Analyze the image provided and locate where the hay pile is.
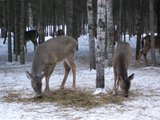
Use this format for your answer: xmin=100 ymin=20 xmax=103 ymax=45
xmin=3 ymin=89 xmax=128 ymax=109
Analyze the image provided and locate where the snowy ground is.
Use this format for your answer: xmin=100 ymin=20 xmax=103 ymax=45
xmin=0 ymin=35 xmax=160 ymax=120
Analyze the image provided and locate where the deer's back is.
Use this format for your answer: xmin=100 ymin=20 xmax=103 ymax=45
xmin=31 ymin=35 xmax=77 ymax=75
xmin=113 ymin=42 xmax=131 ymax=70
xmin=34 ymin=35 xmax=76 ymax=61
xmin=25 ymin=30 xmax=38 ymax=41
xmin=143 ymin=35 xmax=160 ymax=49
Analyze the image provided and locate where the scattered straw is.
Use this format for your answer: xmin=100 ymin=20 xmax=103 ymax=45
xmin=2 ymin=89 xmax=132 ymax=109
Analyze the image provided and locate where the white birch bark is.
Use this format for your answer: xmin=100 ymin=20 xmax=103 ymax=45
xmin=96 ymin=0 xmax=106 ymax=89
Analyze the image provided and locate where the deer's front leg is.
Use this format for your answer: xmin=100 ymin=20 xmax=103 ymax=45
xmin=137 ymin=49 xmax=143 ymax=63
xmin=44 ymin=66 xmax=55 ymax=95
xmin=71 ymin=63 xmax=76 ymax=89
xmin=112 ymin=72 xmax=117 ymax=95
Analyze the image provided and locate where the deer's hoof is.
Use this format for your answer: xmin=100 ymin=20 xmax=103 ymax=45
xmin=44 ymin=89 xmax=50 ymax=96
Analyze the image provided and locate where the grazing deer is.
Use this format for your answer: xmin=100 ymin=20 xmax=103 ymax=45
xmin=3 ymin=29 xmax=39 ymax=52
xmin=24 ymin=30 xmax=39 ymax=52
xmin=26 ymin=35 xmax=77 ymax=97
xmin=138 ymin=35 xmax=160 ymax=65
xmin=112 ymin=42 xmax=134 ymax=97
xmin=55 ymin=29 xmax=64 ymax=37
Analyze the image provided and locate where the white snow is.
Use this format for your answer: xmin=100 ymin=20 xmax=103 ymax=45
xmin=94 ymin=88 xmax=107 ymax=95
xmin=0 ymin=34 xmax=160 ymax=120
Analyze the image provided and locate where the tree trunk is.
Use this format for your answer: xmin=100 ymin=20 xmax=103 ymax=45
xmin=106 ymin=0 xmax=114 ymax=67
xmin=72 ymin=0 xmax=78 ymax=50
xmin=96 ymin=0 xmax=106 ymax=89
xmin=20 ymin=0 xmax=25 ymax=64
xmin=66 ymin=0 xmax=79 ymax=50
xmin=7 ymin=0 xmax=12 ymax=62
xmin=87 ymin=0 xmax=96 ymax=70
xmin=122 ymin=0 xmax=126 ymax=41
xmin=38 ymin=0 xmax=45 ymax=44
xmin=150 ymin=0 xmax=156 ymax=65
xmin=28 ymin=2 xmax=34 ymax=29
xmin=93 ymin=0 xmax=97 ymax=38
xmin=135 ymin=0 xmax=142 ymax=60
xmin=118 ymin=0 xmax=122 ymax=42
xmin=8 ymin=30 xmax=12 ymax=62
xmin=14 ymin=0 xmax=19 ymax=61
xmin=66 ymin=0 xmax=73 ymax=36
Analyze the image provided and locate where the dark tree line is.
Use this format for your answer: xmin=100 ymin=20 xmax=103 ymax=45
xmin=0 ymin=0 xmax=87 ymax=64
xmin=0 ymin=0 xmax=160 ymax=65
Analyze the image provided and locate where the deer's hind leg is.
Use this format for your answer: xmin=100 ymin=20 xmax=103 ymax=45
xmin=143 ymin=49 xmax=148 ymax=66
xmin=60 ymin=61 xmax=71 ymax=89
xmin=138 ymin=49 xmax=143 ymax=63
xmin=71 ymin=62 xmax=76 ymax=89
xmin=61 ymin=57 xmax=76 ymax=90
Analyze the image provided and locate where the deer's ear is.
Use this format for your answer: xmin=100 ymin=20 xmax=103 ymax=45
xmin=26 ymin=71 xmax=32 ymax=80
xmin=128 ymin=73 xmax=134 ymax=81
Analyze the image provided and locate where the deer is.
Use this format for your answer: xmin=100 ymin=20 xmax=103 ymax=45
xmin=112 ymin=42 xmax=134 ymax=97
xmin=138 ymin=35 xmax=160 ymax=65
xmin=55 ymin=29 xmax=64 ymax=37
xmin=3 ymin=29 xmax=39 ymax=52
xmin=24 ymin=30 xmax=39 ymax=52
xmin=26 ymin=35 xmax=77 ymax=98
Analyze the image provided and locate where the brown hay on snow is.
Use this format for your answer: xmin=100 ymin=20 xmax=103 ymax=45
xmin=2 ymin=89 xmax=131 ymax=109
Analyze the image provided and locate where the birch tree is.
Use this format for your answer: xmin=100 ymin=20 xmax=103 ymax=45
xmin=95 ymin=0 xmax=106 ymax=92
xmin=87 ymin=0 xmax=96 ymax=70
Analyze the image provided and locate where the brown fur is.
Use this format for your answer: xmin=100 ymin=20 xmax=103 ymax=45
xmin=112 ymin=42 xmax=134 ymax=97
xmin=138 ymin=35 xmax=160 ymax=65
xmin=3 ymin=29 xmax=39 ymax=52
xmin=24 ymin=30 xmax=39 ymax=51
xmin=55 ymin=29 xmax=64 ymax=37
xmin=26 ymin=35 xmax=77 ymax=97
